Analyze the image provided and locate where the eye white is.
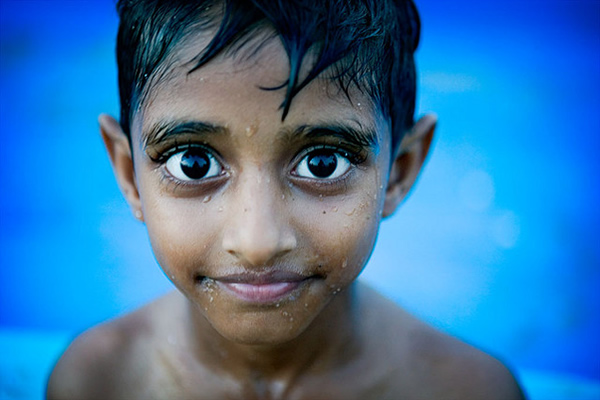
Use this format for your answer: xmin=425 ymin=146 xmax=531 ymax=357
xmin=165 ymin=149 xmax=222 ymax=181
xmin=295 ymin=151 xmax=351 ymax=179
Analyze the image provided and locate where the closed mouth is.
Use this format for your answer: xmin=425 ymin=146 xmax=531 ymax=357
xmin=199 ymin=270 xmax=317 ymax=304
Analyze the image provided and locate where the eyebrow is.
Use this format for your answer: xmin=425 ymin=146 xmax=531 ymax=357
xmin=143 ymin=120 xmax=226 ymax=148
xmin=292 ymin=123 xmax=379 ymax=151
xmin=143 ymin=118 xmax=379 ymax=151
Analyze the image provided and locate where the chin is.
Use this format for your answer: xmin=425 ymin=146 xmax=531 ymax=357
xmin=205 ymin=306 xmax=318 ymax=346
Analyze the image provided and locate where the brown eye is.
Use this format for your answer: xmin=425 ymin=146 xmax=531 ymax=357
xmin=165 ymin=147 xmax=222 ymax=181
xmin=295 ymin=149 xmax=351 ymax=179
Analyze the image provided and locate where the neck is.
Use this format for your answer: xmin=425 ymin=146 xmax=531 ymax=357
xmin=185 ymin=283 xmax=361 ymax=385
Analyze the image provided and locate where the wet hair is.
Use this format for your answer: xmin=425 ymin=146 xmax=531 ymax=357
xmin=116 ymin=0 xmax=420 ymax=151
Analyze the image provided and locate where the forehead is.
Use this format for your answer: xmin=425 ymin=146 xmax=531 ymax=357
xmin=131 ymin=29 xmax=388 ymax=144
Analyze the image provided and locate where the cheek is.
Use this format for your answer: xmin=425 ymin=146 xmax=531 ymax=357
xmin=142 ymin=193 xmax=223 ymax=283
xmin=295 ymin=191 xmax=382 ymax=284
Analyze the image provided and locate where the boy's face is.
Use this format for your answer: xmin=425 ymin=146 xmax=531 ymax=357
xmin=104 ymin=31 xmax=430 ymax=345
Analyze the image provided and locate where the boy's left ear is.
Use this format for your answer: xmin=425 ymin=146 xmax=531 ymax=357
xmin=382 ymin=114 xmax=436 ymax=217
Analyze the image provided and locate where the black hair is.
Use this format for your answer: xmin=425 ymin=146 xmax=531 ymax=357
xmin=116 ymin=0 xmax=420 ymax=151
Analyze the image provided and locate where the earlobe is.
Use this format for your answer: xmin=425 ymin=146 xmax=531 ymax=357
xmin=382 ymin=114 xmax=436 ymax=218
xmin=99 ymin=114 xmax=143 ymax=221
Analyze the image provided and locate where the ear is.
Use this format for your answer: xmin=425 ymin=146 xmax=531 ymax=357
xmin=382 ymin=114 xmax=436 ymax=217
xmin=99 ymin=114 xmax=144 ymax=221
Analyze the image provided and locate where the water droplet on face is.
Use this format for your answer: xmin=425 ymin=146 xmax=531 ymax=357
xmin=332 ymin=206 xmax=338 ymax=212
xmin=203 ymin=195 xmax=211 ymax=203
xmin=276 ymin=303 xmax=280 ymax=308
xmin=289 ymin=317 xmax=294 ymax=322
xmin=304 ymin=303 xmax=309 ymax=308
xmin=209 ymin=296 xmax=214 ymax=303
xmin=319 ymin=194 xmax=323 ymax=201
xmin=282 ymin=311 xmax=289 ymax=317
xmin=218 ymin=206 xmax=223 ymax=212
xmin=281 ymin=194 xmax=286 ymax=200
xmin=345 ymin=209 xmax=356 ymax=216
xmin=342 ymin=259 xmax=347 ymax=268
xmin=245 ymin=121 xmax=259 ymax=137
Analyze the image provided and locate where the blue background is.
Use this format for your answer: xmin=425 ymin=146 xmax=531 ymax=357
xmin=1 ymin=0 xmax=599 ymax=397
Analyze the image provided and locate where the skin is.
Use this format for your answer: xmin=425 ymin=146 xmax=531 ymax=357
xmin=47 ymin=31 xmax=525 ymax=400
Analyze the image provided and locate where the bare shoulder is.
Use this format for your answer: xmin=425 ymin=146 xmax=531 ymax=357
xmin=46 ymin=291 xmax=181 ymax=400
xmin=406 ymin=325 xmax=525 ymax=399
xmin=356 ymin=283 xmax=525 ymax=400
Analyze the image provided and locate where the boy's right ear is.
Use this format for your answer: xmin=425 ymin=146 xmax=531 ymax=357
xmin=99 ymin=114 xmax=143 ymax=221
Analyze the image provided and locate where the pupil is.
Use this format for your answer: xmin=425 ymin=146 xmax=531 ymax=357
xmin=308 ymin=151 xmax=337 ymax=178
xmin=181 ymin=149 xmax=209 ymax=179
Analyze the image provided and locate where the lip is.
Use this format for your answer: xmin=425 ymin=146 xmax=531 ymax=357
xmin=208 ymin=271 xmax=312 ymax=304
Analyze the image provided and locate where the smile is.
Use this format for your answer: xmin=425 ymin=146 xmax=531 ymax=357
xmin=206 ymin=271 xmax=314 ymax=304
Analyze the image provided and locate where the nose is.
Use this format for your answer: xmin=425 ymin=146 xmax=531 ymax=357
xmin=221 ymin=171 xmax=297 ymax=267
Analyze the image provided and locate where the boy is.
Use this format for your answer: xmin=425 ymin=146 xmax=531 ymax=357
xmin=48 ymin=0 xmax=525 ymax=398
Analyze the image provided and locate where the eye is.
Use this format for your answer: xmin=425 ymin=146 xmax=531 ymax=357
xmin=165 ymin=147 xmax=222 ymax=181
xmin=294 ymin=149 xmax=352 ymax=179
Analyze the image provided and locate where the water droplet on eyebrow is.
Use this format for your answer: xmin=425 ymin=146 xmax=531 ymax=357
xmin=203 ymin=195 xmax=211 ymax=203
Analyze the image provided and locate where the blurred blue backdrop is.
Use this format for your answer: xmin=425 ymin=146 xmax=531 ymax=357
xmin=1 ymin=0 xmax=599 ymax=398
